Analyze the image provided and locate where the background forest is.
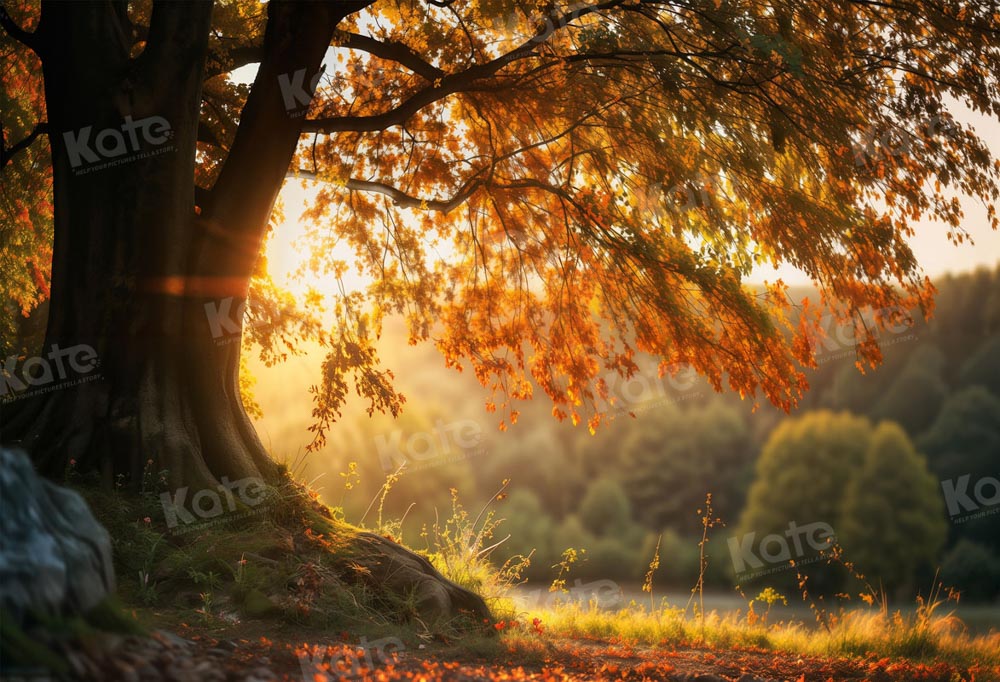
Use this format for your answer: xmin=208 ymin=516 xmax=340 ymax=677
xmin=227 ymin=265 xmax=1000 ymax=604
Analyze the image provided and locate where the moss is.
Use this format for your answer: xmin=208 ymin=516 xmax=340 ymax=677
xmin=70 ymin=476 xmax=461 ymax=636
xmin=82 ymin=596 xmax=146 ymax=636
xmin=240 ymin=589 xmax=281 ymax=618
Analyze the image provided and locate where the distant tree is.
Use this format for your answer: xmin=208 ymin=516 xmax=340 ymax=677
xmin=740 ymin=411 xmax=870 ymax=536
xmin=826 ymin=362 xmax=883 ymax=414
xmin=940 ymin=540 xmax=1000 ymax=602
xmin=498 ymin=489 xmax=555 ymax=576
xmin=872 ymin=365 xmax=948 ymax=436
xmin=903 ymin=344 xmax=947 ymax=379
xmin=958 ymin=335 xmax=1000 ymax=396
xmin=483 ymin=427 xmax=582 ymax=518
xmin=839 ymin=422 xmax=947 ymax=597
xmin=553 ymin=515 xmax=594 ymax=566
xmin=918 ymin=387 xmax=1000 ymax=480
xmin=984 ymin=279 xmax=1000 ymax=336
xmin=917 ymin=386 xmax=1000 ymax=551
xmin=738 ymin=411 xmax=870 ymax=592
xmin=637 ymin=529 xmax=701 ymax=588
xmin=620 ymin=402 xmax=750 ymax=534
xmin=925 ymin=270 xmax=1000 ymax=377
xmin=579 ymin=478 xmax=632 ymax=537
xmin=959 ymin=268 xmax=997 ymax=337
xmin=341 ymin=407 xmax=479 ymax=524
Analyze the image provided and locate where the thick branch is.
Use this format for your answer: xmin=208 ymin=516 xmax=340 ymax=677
xmin=197 ymin=121 xmax=225 ymax=149
xmin=139 ymin=0 xmax=215 ymax=86
xmin=303 ymin=0 xmax=626 ymax=133
xmin=290 ymin=169 xmax=481 ymax=214
xmin=206 ymin=44 xmax=264 ymax=79
xmin=195 ymin=185 xmax=212 ymax=208
xmin=0 ymin=3 xmax=43 ymax=54
xmin=335 ymin=31 xmax=443 ymax=81
xmin=203 ymin=1 xmax=375 ymax=278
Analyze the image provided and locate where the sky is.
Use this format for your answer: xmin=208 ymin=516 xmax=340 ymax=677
xmin=753 ymin=102 xmax=1000 ymax=285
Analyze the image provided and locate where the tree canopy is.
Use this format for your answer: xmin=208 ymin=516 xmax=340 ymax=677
xmin=3 ymin=0 xmax=999 ymax=440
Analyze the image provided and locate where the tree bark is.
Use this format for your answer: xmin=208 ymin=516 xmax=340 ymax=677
xmin=1 ymin=0 xmax=356 ymax=493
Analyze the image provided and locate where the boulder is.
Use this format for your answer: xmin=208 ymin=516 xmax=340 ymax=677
xmin=0 ymin=447 xmax=116 ymax=624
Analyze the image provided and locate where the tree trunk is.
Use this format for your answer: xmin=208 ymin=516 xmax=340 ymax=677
xmin=1 ymin=0 xmax=353 ymax=492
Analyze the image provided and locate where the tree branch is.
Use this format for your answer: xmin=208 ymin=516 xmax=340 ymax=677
xmin=1 ymin=122 xmax=48 ymax=168
xmin=202 ymin=1 xmax=374 ymax=278
xmin=138 ymin=0 xmax=215 ymax=85
xmin=335 ymin=31 xmax=443 ymax=82
xmin=195 ymin=184 xmax=213 ymax=209
xmin=0 ymin=3 xmax=43 ymax=54
xmin=206 ymin=44 xmax=264 ymax=79
xmin=197 ymin=121 xmax=226 ymax=149
xmin=303 ymin=0 xmax=626 ymax=133
xmin=346 ymin=177 xmax=481 ymax=213
xmin=291 ymin=168 xmax=482 ymax=214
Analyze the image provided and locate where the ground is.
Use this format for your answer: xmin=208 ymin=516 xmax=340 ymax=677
xmin=8 ymin=477 xmax=994 ymax=682
xmin=49 ymin=611 xmax=998 ymax=682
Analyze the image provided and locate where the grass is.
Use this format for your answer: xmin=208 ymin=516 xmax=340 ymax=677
xmin=52 ymin=459 xmax=1000 ymax=676
xmin=524 ymin=506 xmax=996 ymax=671
xmin=524 ymin=599 xmax=1000 ymax=668
xmin=361 ymin=472 xmax=998 ymax=671
xmin=416 ymin=485 xmax=998 ymax=670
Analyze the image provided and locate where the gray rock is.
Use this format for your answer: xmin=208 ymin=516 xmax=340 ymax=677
xmin=0 ymin=447 xmax=115 ymax=624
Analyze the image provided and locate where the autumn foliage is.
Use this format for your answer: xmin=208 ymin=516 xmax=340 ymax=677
xmin=3 ymin=0 xmax=999 ymax=436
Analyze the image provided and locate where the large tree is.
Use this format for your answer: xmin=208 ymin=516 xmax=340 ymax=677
xmin=2 ymin=0 xmax=998 ymax=492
